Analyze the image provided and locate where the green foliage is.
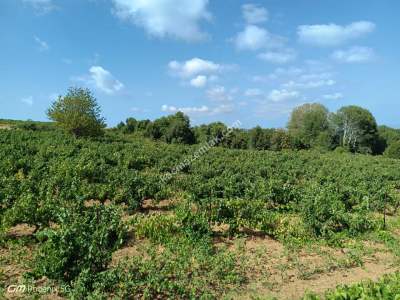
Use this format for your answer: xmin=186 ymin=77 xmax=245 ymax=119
xmin=33 ymin=205 xmax=126 ymax=283
xmin=331 ymin=105 xmax=379 ymax=154
xmin=384 ymin=140 xmax=400 ymax=159
xmin=301 ymin=183 xmax=376 ymax=238
xmin=379 ymin=125 xmax=400 ymax=146
xmin=175 ymin=201 xmax=212 ymax=240
xmin=71 ymin=237 xmax=243 ymax=299
xmin=131 ymin=213 xmax=178 ymax=243
xmin=47 ymin=87 xmax=106 ymax=137
xmin=115 ymin=103 xmax=393 ymax=155
xmin=1 ymin=126 xmax=400 ymax=298
xmin=249 ymin=126 xmax=274 ymax=150
xmin=303 ymin=272 xmax=400 ymax=299
xmin=194 ymin=122 xmax=227 ymax=144
xmin=141 ymin=112 xmax=195 ymax=144
xmin=288 ymin=103 xmax=331 ymax=148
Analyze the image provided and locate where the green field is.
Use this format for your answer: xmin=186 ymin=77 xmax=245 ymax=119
xmin=1 ymin=124 xmax=400 ymax=299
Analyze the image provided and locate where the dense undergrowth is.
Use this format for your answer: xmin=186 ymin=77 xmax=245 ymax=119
xmin=1 ymin=128 xmax=400 ymax=298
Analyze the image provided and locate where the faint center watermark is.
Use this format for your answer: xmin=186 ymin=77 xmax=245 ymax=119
xmin=161 ymin=120 xmax=242 ymax=183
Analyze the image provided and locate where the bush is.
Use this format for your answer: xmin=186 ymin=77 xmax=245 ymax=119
xmin=71 ymin=237 xmax=243 ymax=299
xmin=33 ymin=205 xmax=126 ymax=283
xmin=384 ymin=140 xmax=400 ymax=159
xmin=301 ymin=184 xmax=375 ymax=239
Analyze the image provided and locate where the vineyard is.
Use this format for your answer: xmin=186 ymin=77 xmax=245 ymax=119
xmin=1 ymin=127 xmax=400 ymax=299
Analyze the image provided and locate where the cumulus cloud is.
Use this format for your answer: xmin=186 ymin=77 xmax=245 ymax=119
xmin=21 ymin=96 xmax=34 ymax=106
xmin=268 ymin=89 xmax=299 ymax=102
xmin=190 ymin=75 xmax=207 ymax=88
xmin=22 ymin=0 xmax=57 ymax=14
xmin=88 ymin=66 xmax=124 ymax=94
xmin=242 ymin=3 xmax=268 ymax=24
xmin=332 ymin=46 xmax=375 ymax=63
xmin=112 ymin=0 xmax=211 ymax=41
xmin=168 ymin=58 xmax=227 ymax=89
xmin=298 ymin=21 xmax=375 ymax=47
xmin=34 ymin=35 xmax=49 ymax=52
xmin=234 ymin=25 xmax=285 ymax=51
xmin=258 ymin=49 xmax=297 ymax=64
xmin=168 ymin=58 xmax=221 ymax=78
xmin=323 ymin=93 xmax=343 ymax=100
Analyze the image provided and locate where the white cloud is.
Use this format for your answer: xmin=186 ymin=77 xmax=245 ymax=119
xmin=323 ymin=93 xmax=343 ymax=100
xmin=244 ymin=88 xmax=263 ymax=97
xmin=283 ymin=79 xmax=336 ymax=89
xmin=22 ymin=0 xmax=56 ymax=14
xmin=206 ymin=85 xmax=235 ymax=102
xmin=34 ymin=35 xmax=49 ymax=52
xmin=112 ymin=0 xmax=211 ymax=41
xmin=234 ymin=25 xmax=284 ymax=51
xmin=242 ymin=4 xmax=268 ymax=24
xmin=168 ymin=58 xmax=221 ymax=78
xmin=268 ymin=89 xmax=299 ymax=102
xmin=298 ymin=21 xmax=375 ymax=47
xmin=190 ymin=75 xmax=207 ymax=88
xmin=21 ymin=96 xmax=34 ymax=106
xmin=89 ymin=66 xmax=124 ymax=94
xmin=258 ymin=49 xmax=297 ymax=64
xmin=332 ymin=46 xmax=375 ymax=63
xmin=161 ymin=104 xmax=233 ymax=115
xmin=253 ymin=67 xmax=304 ymax=82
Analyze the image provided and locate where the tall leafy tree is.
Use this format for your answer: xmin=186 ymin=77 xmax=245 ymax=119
xmin=47 ymin=87 xmax=106 ymax=137
xmin=288 ymin=103 xmax=331 ymax=148
xmin=145 ymin=112 xmax=195 ymax=144
xmin=165 ymin=112 xmax=195 ymax=144
xmin=249 ymin=126 xmax=273 ymax=150
xmin=331 ymin=105 xmax=379 ymax=153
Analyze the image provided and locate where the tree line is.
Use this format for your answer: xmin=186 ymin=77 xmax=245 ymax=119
xmin=117 ymin=103 xmax=400 ymax=157
xmin=46 ymin=87 xmax=400 ymax=158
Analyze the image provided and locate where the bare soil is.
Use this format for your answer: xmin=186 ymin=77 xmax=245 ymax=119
xmin=2 ymin=208 xmax=400 ymax=300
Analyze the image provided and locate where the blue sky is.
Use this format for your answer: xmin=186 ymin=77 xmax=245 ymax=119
xmin=1 ymin=0 xmax=399 ymax=128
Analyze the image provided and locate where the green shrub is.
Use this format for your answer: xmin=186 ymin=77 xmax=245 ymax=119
xmin=301 ymin=184 xmax=375 ymax=239
xmin=175 ymin=201 xmax=212 ymax=240
xmin=71 ymin=237 xmax=244 ymax=299
xmin=131 ymin=213 xmax=178 ymax=243
xmin=384 ymin=140 xmax=400 ymax=159
xmin=33 ymin=205 xmax=126 ymax=283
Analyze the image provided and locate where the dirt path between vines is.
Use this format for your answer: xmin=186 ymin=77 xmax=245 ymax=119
xmin=225 ymin=236 xmax=398 ymax=300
